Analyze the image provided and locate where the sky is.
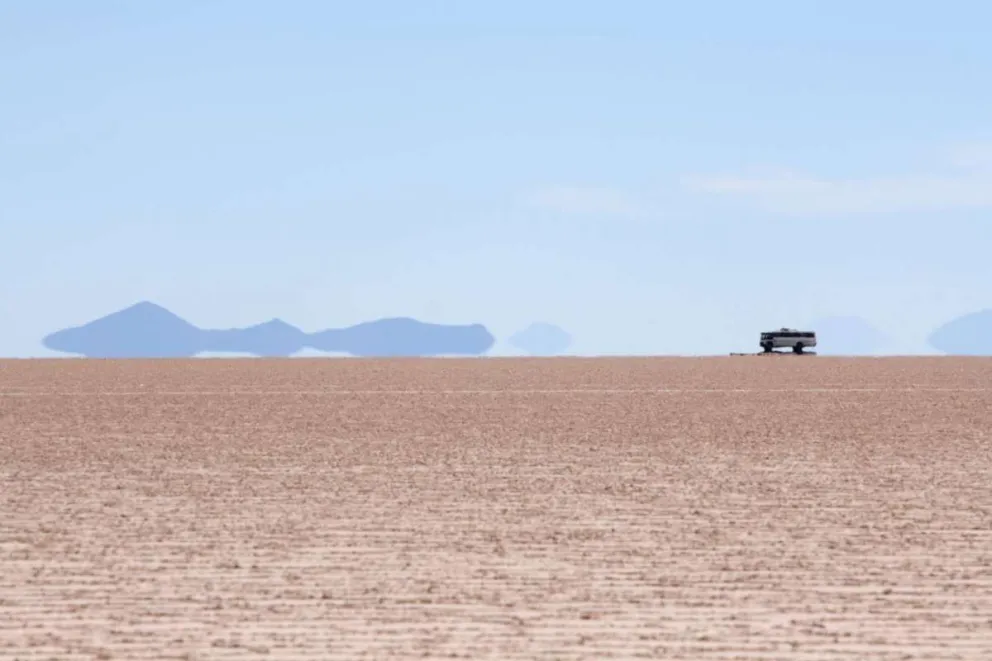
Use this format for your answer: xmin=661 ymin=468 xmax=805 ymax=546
xmin=3 ymin=0 xmax=992 ymax=356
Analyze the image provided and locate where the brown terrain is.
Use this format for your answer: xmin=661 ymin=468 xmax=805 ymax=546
xmin=1 ymin=357 xmax=991 ymax=660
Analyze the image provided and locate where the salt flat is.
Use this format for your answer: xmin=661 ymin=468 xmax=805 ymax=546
xmin=1 ymin=357 xmax=991 ymax=660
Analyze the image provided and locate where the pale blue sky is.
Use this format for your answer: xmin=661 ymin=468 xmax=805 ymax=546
xmin=4 ymin=0 xmax=992 ymax=356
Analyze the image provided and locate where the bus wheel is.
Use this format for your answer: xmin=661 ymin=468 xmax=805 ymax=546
xmin=793 ymin=343 xmax=804 ymax=354
xmin=761 ymin=342 xmax=772 ymax=353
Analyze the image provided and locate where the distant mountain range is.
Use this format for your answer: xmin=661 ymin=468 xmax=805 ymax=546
xmin=508 ymin=322 xmax=573 ymax=356
xmin=928 ymin=309 xmax=992 ymax=355
xmin=807 ymin=312 xmax=992 ymax=356
xmin=42 ymin=302 xmax=496 ymax=358
xmin=36 ymin=302 xmax=992 ymax=358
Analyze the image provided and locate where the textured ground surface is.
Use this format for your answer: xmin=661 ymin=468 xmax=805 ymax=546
xmin=1 ymin=357 xmax=991 ymax=660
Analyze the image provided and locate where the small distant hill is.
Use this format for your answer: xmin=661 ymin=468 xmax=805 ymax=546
xmin=311 ymin=317 xmax=493 ymax=357
xmin=199 ymin=318 xmax=309 ymax=357
xmin=807 ymin=316 xmax=890 ymax=355
xmin=928 ymin=309 xmax=992 ymax=355
xmin=508 ymin=322 xmax=573 ymax=356
xmin=42 ymin=301 xmax=496 ymax=358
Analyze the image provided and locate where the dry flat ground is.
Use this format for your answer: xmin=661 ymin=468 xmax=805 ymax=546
xmin=1 ymin=357 xmax=991 ymax=661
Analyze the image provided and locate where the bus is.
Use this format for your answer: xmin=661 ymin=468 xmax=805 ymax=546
xmin=760 ymin=328 xmax=816 ymax=354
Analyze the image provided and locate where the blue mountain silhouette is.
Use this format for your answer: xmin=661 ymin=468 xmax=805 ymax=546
xmin=42 ymin=301 xmax=496 ymax=358
xmin=928 ymin=309 xmax=992 ymax=355
xmin=310 ymin=317 xmax=492 ymax=357
xmin=508 ymin=322 xmax=573 ymax=356
xmin=202 ymin=319 xmax=309 ymax=357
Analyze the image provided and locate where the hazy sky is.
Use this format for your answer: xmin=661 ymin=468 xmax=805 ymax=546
xmin=4 ymin=1 xmax=992 ymax=356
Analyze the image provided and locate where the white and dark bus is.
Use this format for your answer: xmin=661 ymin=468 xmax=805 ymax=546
xmin=760 ymin=328 xmax=816 ymax=354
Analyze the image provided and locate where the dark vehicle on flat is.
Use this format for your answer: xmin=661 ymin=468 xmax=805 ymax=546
xmin=760 ymin=328 xmax=816 ymax=354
